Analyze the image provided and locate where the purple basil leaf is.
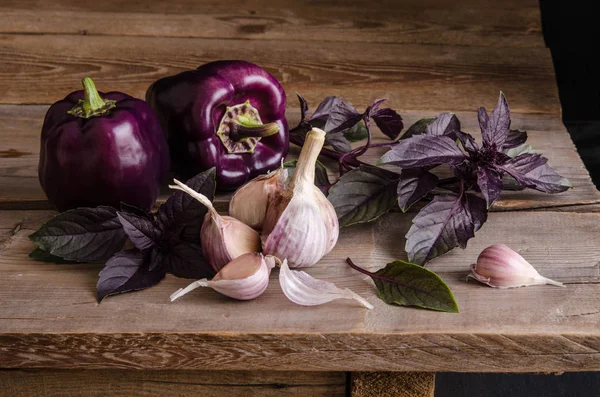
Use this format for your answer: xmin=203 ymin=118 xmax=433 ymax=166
xmin=452 ymin=130 xmax=479 ymax=152
xmin=379 ymin=135 xmax=467 ymax=168
xmin=503 ymin=129 xmax=528 ymax=150
xmin=367 ymin=98 xmax=387 ymax=116
xmin=476 ymin=167 xmax=503 ymax=208
xmin=309 ymin=96 xmax=343 ymax=122
xmin=97 ymin=249 xmax=165 ymax=302
xmin=406 ymin=193 xmax=487 ymax=265
xmin=152 ymin=241 xmax=213 ymax=279
xmin=481 ymin=92 xmax=511 ymax=149
xmin=29 ymin=247 xmax=79 ymax=264
xmin=297 ymin=93 xmax=309 ymax=122
xmin=29 ymin=206 xmax=126 ymax=262
xmin=120 ymin=202 xmax=153 ymax=221
xmin=325 ymin=131 xmax=352 ymax=153
xmin=328 ymin=165 xmax=399 ymax=227
xmin=498 ymin=154 xmax=571 ymax=193
xmin=324 ymin=100 xmax=362 ymax=134
xmin=372 ymin=108 xmax=404 ymax=140
xmin=397 ymin=168 xmax=439 ymax=212
xmin=401 ymin=117 xmax=436 ymax=140
xmin=477 ymin=107 xmax=489 ymax=135
xmin=157 ymin=168 xmax=216 ymax=243
xmin=426 ymin=112 xmax=460 ymax=136
xmin=117 ymin=212 xmax=161 ymax=250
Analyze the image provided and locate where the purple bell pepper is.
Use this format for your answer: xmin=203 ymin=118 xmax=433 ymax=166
xmin=146 ymin=60 xmax=288 ymax=190
xmin=39 ymin=77 xmax=170 ymax=212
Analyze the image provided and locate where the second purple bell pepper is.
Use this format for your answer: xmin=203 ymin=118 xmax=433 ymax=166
xmin=146 ymin=60 xmax=288 ymax=190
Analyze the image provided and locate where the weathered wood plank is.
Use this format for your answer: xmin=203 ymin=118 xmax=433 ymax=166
xmin=0 ymin=369 xmax=346 ymax=397
xmin=351 ymin=372 xmax=435 ymax=397
xmin=1 ymin=210 xmax=599 ymax=372
xmin=0 ymin=0 xmax=544 ymax=47
xmin=2 ymin=106 xmax=597 ymax=211
xmin=0 ymin=35 xmax=559 ymax=112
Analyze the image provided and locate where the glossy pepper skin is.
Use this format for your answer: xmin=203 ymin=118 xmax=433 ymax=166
xmin=146 ymin=60 xmax=288 ymax=190
xmin=39 ymin=77 xmax=170 ymax=212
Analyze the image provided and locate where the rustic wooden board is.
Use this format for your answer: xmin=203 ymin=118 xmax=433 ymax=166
xmin=2 ymin=106 xmax=598 ymax=212
xmin=1 ymin=210 xmax=599 ymax=372
xmin=0 ymin=35 xmax=559 ymax=112
xmin=0 ymin=0 xmax=544 ymax=47
xmin=0 ymin=369 xmax=346 ymax=397
xmin=352 ymin=372 xmax=435 ymax=397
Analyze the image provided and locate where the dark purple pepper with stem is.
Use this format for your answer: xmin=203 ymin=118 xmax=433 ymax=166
xmin=146 ymin=60 xmax=288 ymax=191
xmin=39 ymin=77 xmax=170 ymax=212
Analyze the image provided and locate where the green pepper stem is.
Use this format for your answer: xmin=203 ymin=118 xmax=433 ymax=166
xmin=81 ymin=77 xmax=106 ymax=115
xmin=229 ymin=120 xmax=280 ymax=141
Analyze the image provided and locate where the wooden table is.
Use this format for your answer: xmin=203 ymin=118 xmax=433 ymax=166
xmin=1 ymin=1 xmax=600 ymax=396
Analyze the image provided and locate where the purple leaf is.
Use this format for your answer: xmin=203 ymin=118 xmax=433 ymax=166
xmin=327 ymin=166 xmax=399 ymax=227
xmin=426 ymin=112 xmax=460 ymax=136
xmin=120 ymin=202 xmax=153 ymax=220
xmin=152 ymin=241 xmax=213 ymax=279
xmin=477 ymin=107 xmax=489 ymax=136
xmin=29 ymin=206 xmax=127 ymax=262
xmin=372 ymin=108 xmax=404 ymax=140
xmin=379 ymin=135 xmax=467 ymax=168
xmin=476 ymin=167 xmax=503 ymax=208
xmin=296 ymin=93 xmax=308 ymax=122
xmin=453 ymin=130 xmax=479 ymax=152
xmin=482 ymin=92 xmax=511 ymax=149
xmin=324 ymin=100 xmax=362 ymax=134
xmin=325 ymin=131 xmax=352 ymax=153
xmin=498 ymin=154 xmax=571 ymax=193
xmin=309 ymin=96 xmax=343 ymax=121
xmin=406 ymin=193 xmax=487 ymax=265
xmin=117 ymin=212 xmax=160 ymax=250
xmin=397 ymin=168 xmax=439 ymax=212
xmin=503 ymin=129 xmax=528 ymax=150
xmin=367 ymin=98 xmax=387 ymax=116
xmin=157 ymin=168 xmax=216 ymax=243
xmin=97 ymin=250 xmax=165 ymax=302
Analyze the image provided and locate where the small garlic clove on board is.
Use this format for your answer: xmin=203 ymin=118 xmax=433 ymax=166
xmin=279 ymin=260 xmax=373 ymax=309
xmin=170 ymin=252 xmax=278 ymax=301
xmin=169 ymin=179 xmax=261 ymax=273
xmin=262 ymin=128 xmax=340 ymax=267
xmin=467 ymin=244 xmax=565 ymax=289
xmin=229 ymin=167 xmax=287 ymax=230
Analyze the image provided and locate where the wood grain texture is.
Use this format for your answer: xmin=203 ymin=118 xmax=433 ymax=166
xmin=0 ymin=0 xmax=544 ymax=47
xmin=0 ymin=369 xmax=346 ymax=397
xmin=351 ymin=372 xmax=435 ymax=397
xmin=2 ymin=106 xmax=597 ymax=212
xmin=0 ymin=35 xmax=559 ymax=112
xmin=1 ymin=210 xmax=600 ymax=372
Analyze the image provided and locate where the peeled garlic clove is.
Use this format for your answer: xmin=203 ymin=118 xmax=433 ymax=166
xmin=279 ymin=260 xmax=373 ymax=309
xmin=467 ymin=244 xmax=565 ymax=289
xmin=170 ymin=252 xmax=278 ymax=301
xmin=170 ymin=179 xmax=260 ymax=272
xmin=262 ymin=128 xmax=340 ymax=268
xmin=229 ymin=168 xmax=287 ymax=230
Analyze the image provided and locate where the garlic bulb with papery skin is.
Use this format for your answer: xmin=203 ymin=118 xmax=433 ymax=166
xmin=229 ymin=167 xmax=287 ymax=230
xmin=467 ymin=244 xmax=565 ymax=289
xmin=262 ymin=128 xmax=339 ymax=268
xmin=279 ymin=260 xmax=373 ymax=309
xmin=169 ymin=179 xmax=260 ymax=273
xmin=170 ymin=253 xmax=278 ymax=301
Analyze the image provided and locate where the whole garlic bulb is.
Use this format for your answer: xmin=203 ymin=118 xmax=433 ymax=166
xmin=169 ymin=179 xmax=261 ymax=272
xmin=170 ymin=252 xmax=278 ymax=301
xmin=261 ymin=128 xmax=339 ymax=267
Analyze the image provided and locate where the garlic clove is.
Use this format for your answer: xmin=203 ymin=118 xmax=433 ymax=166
xmin=262 ymin=128 xmax=340 ymax=268
xmin=229 ymin=168 xmax=287 ymax=230
xmin=467 ymin=244 xmax=565 ymax=289
xmin=279 ymin=260 xmax=373 ymax=309
xmin=170 ymin=179 xmax=260 ymax=272
xmin=170 ymin=252 xmax=278 ymax=301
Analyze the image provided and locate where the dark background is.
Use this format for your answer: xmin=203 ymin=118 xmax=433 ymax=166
xmin=435 ymin=1 xmax=600 ymax=395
